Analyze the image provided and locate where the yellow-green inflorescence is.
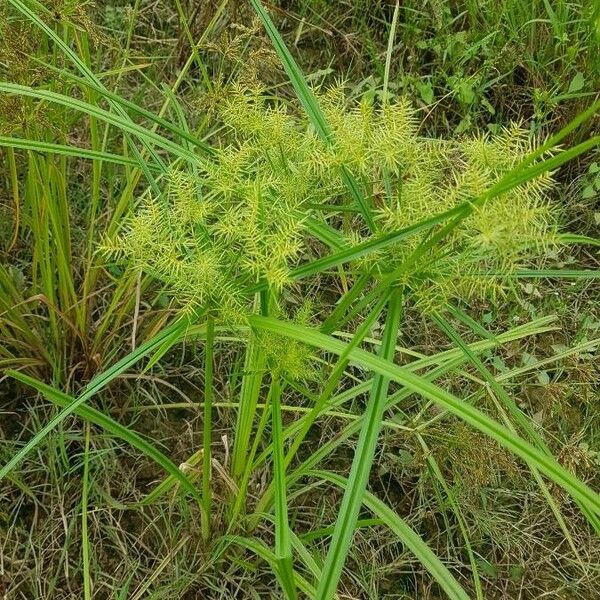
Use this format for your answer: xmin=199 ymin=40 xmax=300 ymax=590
xmin=105 ymin=84 xmax=560 ymax=319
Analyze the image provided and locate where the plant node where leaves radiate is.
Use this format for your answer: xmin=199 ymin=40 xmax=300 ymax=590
xmin=104 ymin=83 xmax=561 ymax=319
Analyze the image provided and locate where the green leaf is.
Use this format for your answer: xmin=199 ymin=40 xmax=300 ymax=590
xmin=248 ymin=316 xmax=600 ymax=516
xmin=5 ymin=371 xmax=202 ymax=507
xmin=309 ymin=470 xmax=470 ymax=600
xmin=417 ymin=80 xmax=435 ymax=104
xmin=568 ymin=72 xmax=585 ymax=93
xmin=316 ymin=288 xmax=403 ymax=600
xmin=477 ymin=558 xmax=499 ymax=579
xmin=509 ymin=565 xmax=525 ymax=581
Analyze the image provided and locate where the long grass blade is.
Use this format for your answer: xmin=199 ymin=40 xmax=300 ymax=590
xmin=223 ymin=536 xmax=315 ymax=598
xmin=270 ymin=376 xmax=297 ymax=600
xmin=2 ymin=318 xmax=189 ymax=479
xmin=0 ymin=136 xmax=156 ymax=168
xmin=82 ymin=422 xmax=92 ymax=600
xmin=7 ymin=0 xmax=165 ymax=185
xmin=0 ymin=82 xmax=198 ymax=166
xmin=201 ymin=315 xmax=215 ymax=540
xmin=309 ymin=470 xmax=470 ymax=600
xmin=415 ymin=436 xmax=483 ymax=600
xmin=432 ymin=311 xmax=594 ymax=544
xmin=316 ymin=287 xmax=403 ymax=599
xmin=248 ymin=316 xmax=600 ymax=515
xmin=5 ymin=371 xmax=202 ymax=506
xmin=9 ymin=58 xmax=214 ymax=152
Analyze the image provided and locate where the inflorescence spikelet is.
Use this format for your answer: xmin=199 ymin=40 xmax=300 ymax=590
xmin=105 ymin=84 xmax=561 ymax=319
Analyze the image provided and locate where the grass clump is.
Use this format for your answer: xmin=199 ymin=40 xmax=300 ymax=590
xmin=1 ymin=1 xmax=599 ymax=599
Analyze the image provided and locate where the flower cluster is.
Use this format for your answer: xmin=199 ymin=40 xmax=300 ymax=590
xmin=106 ymin=83 xmax=560 ymax=318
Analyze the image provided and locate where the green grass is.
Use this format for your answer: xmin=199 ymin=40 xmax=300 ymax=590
xmin=271 ymin=0 xmax=600 ymax=135
xmin=1 ymin=1 xmax=599 ymax=598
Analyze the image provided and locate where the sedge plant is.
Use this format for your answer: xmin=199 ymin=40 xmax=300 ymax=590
xmin=1 ymin=1 xmax=599 ymax=598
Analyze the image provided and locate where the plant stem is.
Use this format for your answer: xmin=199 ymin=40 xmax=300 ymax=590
xmin=271 ymin=374 xmax=297 ymax=599
xmin=6 ymin=147 xmax=20 ymax=252
xmin=202 ymin=313 xmax=215 ymax=541
xmin=82 ymin=422 xmax=92 ymax=600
